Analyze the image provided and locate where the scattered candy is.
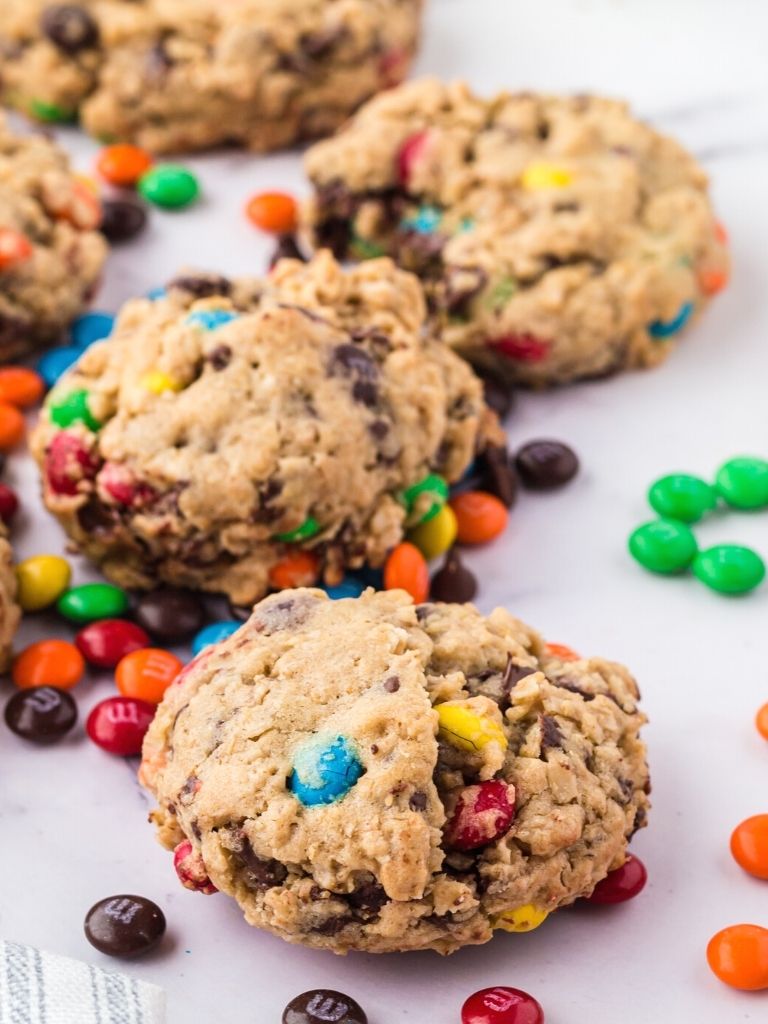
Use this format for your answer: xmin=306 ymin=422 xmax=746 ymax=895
xmin=246 ymin=192 xmax=298 ymax=234
xmin=715 ymin=456 xmax=768 ymax=510
xmin=290 ymin=735 xmax=364 ymax=806
xmin=138 ymin=165 xmax=199 ymax=209
xmin=96 ymin=144 xmax=153 ymax=187
xmin=0 ymin=227 xmax=33 ymax=270
xmin=401 ymin=473 xmax=449 ymax=524
xmin=0 ymin=483 xmax=19 ymax=525
xmin=586 ymin=854 xmax=647 ymax=904
xmin=383 ymin=541 xmax=429 ymax=603
xmin=0 ymin=367 xmax=45 ymax=408
xmin=490 ymin=333 xmax=550 ymax=363
xmin=4 ymin=686 xmax=77 ymax=743
xmin=50 ymin=388 xmax=100 ymax=431
xmin=461 ymin=987 xmax=544 ymax=1024
xmin=648 ymin=473 xmax=718 ymax=523
xmin=628 ymin=519 xmax=698 ymax=574
xmin=408 ymin=504 xmax=457 ymax=560
xmin=648 ymin=300 xmax=694 ymax=339
xmin=515 ymin=440 xmax=579 ymax=490
xmin=493 ymin=904 xmax=549 ymax=933
xmin=756 ymin=703 xmax=768 ymax=741
xmin=0 ymin=402 xmax=25 ymax=450
xmin=275 ymin=516 xmax=322 ymax=543
xmin=436 ymin=703 xmax=508 ymax=753
xmin=444 ymin=781 xmax=516 ymax=850
xmin=450 ymin=491 xmax=509 ymax=545
xmin=730 ymin=815 xmax=768 ymax=880
xmin=191 ymin=621 xmax=240 ymax=656
xmin=84 ymin=895 xmax=166 ymax=958
xmin=521 ymin=161 xmax=573 ymax=190
xmin=693 ymin=544 xmax=765 ymax=595
xmin=76 ymin=619 xmax=150 ymax=669
xmin=57 ymin=582 xmax=129 ymax=623
xmin=135 ymin=587 xmax=204 ymax=642
xmin=12 ymin=639 xmax=85 ymax=690
xmin=706 ymin=924 xmax=768 ymax=991
xmin=430 ymin=548 xmax=478 ymax=602
xmin=173 ymin=840 xmax=217 ymax=894
xmin=323 ymin=577 xmax=366 ymax=600
xmin=86 ymin=696 xmax=155 ymax=756
xmin=269 ymin=551 xmax=320 ymax=590
xmin=37 ymin=345 xmax=82 ymax=388
xmin=283 ymin=990 xmax=368 ymax=1024
xmin=16 ymin=554 xmax=71 ymax=611
xmin=115 ymin=648 xmax=184 ymax=704
xmin=100 ymin=198 xmax=148 ymax=243
xmin=71 ymin=312 xmax=115 ymax=350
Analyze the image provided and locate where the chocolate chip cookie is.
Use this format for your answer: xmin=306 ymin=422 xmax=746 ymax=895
xmin=0 ymin=113 xmax=107 ymax=362
xmin=141 ymin=588 xmax=649 ymax=954
xmin=304 ymin=79 xmax=729 ymax=386
xmin=31 ymin=252 xmax=499 ymax=604
xmin=0 ymin=1 xmax=423 ymax=153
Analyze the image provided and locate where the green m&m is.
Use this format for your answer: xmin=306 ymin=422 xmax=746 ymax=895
xmin=138 ymin=165 xmax=199 ymax=209
xmin=693 ymin=545 xmax=766 ymax=595
xmin=648 ymin=473 xmax=718 ymax=523
xmin=50 ymin=389 xmax=100 ymax=431
xmin=29 ymin=98 xmax=77 ymax=123
xmin=275 ymin=516 xmax=321 ymax=543
xmin=400 ymin=473 xmax=449 ymax=525
xmin=57 ymin=582 xmax=129 ymax=624
xmin=628 ymin=519 xmax=698 ymax=574
xmin=715 ymin=457 xmax=768 ymax=510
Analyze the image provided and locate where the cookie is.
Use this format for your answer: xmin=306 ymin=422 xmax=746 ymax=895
xmin=0 ymin=524 xmax=20 ymax=671
xmin=140 ymin=588 xmax=649 ymax=954
xmin=31 ymin=252 xmax=499 ymax=604
xmin=304 ymin=79 xmax=729 ymax=386
xmin=0 ymin=0 xmax=423 ymax=154
xmin=0 ymin=114 xmax=107 ymax=362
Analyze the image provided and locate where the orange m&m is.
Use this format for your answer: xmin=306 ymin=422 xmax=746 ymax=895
xmin=116 ymin=648 xmax=184 ymax=704
xmin=268 ymin=550 xmax=320 ymax=590
xmin=384 ymin=542 xmax=429 ymax=603
xmin=0 ymin=228 xmax=33 ymax=270
xmin=546 ymin=642 xmax=581 ymax=661
xmin=246 ymin=192 xmax=298 ymax=234
xmin=12 ymin=639 xmax=85 ymax=691
xmin=450 ymin=491 xmax=509 ymax=545
xmin=756 ymin=702 xmax=768 ymax=740
xmin=0 ymin=367 xmax=45 ymax=408
xmin=707 ymin=924 xmax=768 ymax=991
xmin=97 ymin=144 xmax=153 ymax=187
xmin=0 ymin=402 xmax=26 ymax=450
xmin=730 ymin=815 xmax=768 ymax=880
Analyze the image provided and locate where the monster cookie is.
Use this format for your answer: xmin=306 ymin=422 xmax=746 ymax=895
xmin=31 ymin=252 xmax=499 ymax=604
xmin=304 ymin=79 xmax=729 ymax=386
xmin=0 ymin=0 xmax=423 ymax=154
xmin=140 ymin=588 xmax=649 ymax=954
xmin=0 ymin=524 xmax=20 ymax=671
xmin=0 ymin=114 xmax=106 ymax=362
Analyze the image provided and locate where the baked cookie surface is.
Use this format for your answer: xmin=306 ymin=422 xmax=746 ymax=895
xmin=0 ymin=0 xmax=423 ymax=153
xmin=0 ymin=524 xmax=20 ymax=671
xmin=31 ymin=253 xmax=497 ymax=603
xmin=304 ymin=79 xmax=729 ymax=386
xmin=141 ymin=588 xmax=649 ymax=954
xmin=0 ymin=114 xmax=106 ymax=362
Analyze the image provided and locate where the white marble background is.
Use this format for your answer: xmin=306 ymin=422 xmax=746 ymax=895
xmin=2 ymin=0 xmax=768 ymax=1021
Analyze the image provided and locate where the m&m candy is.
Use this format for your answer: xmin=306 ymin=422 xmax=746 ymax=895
xmin=493 ymin=904 xmax=549 ymax=933
xmin=444 ymin=781 xmax=516 ymax=851
xmin=715 ymin=456 xmax=768 ymax=510
xmin=37 ymin=346 xmax=82 ymax=388
xmin=16 ymin=554 xmax=72 ymax=611
xmin=692 ymin=544 xmax=765 ymax=595
xmin=628 ymin=519 xmax=697 ymax=574
xmin=756 ymin=703 xmax=768 ymax=740
xmin=191 ymin=621 xmax=240 ymax=656
xmin=585 ymin=854 xmax=647 ymax=904
xmin=706 ymin=924 xmax=768 ymax=991
xmin=269 ymin=551 xmax=320 ymax=590
xmin=290 ymin=735 xmax=364 ymax=806
xmin=12 ymin=640 xmax=85 ymax=691
xmin=436 ymin=703 xmax=507 ymax=753
xmin=246 ymin=192 xmax=298 ymax=234
xmin=138 ymin=165 xmax=199 ymax=209
xmin=647 ymin=473 xmax=718 ymax=523
xmin=461 ymin=987 xmax=544 ymax=1024
xmin=116 ymin=648 xmax=184 ymax=704
xmin=0 ymin=367 xmax=45 ymax=408
xmin=408 ymin=504 xmax=458 ymax=560
xmin=96 ymin=144 xmax=153 ymax=187
xmin=730 ymin=815 xmax=768 ymax=880
xmin=0 ymin=402 xmax=25 ymax=450
xmin=75 ymin=619 xmax=149 ymax=669
xmin=5 ymin=686 xmax=77 ymax=743
xmin=383 ymin=542 xmax=429 ymax=603
xmin=173 ymin=840 xmax=217 ymax=894
xmin=450 ymin=491 xmax=509 ymax=545
xmin=57 ymin=582 xmax=129 ymax=623
xmin=86 ymin=696 xmax=156 ymax=756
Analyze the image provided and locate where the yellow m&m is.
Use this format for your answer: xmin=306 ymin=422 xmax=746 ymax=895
xmin=521 ymin=161 xmax=573 ymax=190
xmin=408 ymin=505 xmax=458 ymax=561
xmin=494 ymin=904 xmax=550 ymax=933
xmin=141 ymin=370 xmax=183 ymax=395
xmin=436 ymin=703 xmax=507 ymax=753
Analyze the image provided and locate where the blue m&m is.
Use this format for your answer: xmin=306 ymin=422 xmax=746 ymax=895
xmin=290 ymin=736 xmax=364 ymax=806
xmin=191 ymin=620 xmax=240 ymax=656
xmin=71 ymin=311 xmax=115 ymax=350
xmin=185 ymin=309 xmax=239 ymax=332
xmin=648 ymin=301 xmax=694 ymax=339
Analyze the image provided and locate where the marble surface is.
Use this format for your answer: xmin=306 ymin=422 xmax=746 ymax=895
xmin=2 ymin=0 xmax=768 ymax=1020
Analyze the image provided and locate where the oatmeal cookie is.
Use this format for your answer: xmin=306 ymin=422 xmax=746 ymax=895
xmin=31 ymin=252 xmax=499 ymax=604
xmin=304 ymin=79 xmax=728 ymax=386
xmin=0 ymin=0 xmax=423 ymax=154
xmin=0 ymin=113 xmax=106 ymax=361
xmin=0 ymin=524 xmax=20 ymax=671
xmin=141 ymin=588 xmax=649 ymax=954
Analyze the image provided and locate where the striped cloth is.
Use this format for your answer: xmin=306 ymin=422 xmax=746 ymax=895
xmin=0 ymin=941 xmax=165 ymax=1024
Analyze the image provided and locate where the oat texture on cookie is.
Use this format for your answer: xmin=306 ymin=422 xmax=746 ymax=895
xmin=140 ymin=588 xmax=649 ymax=955
xmin=304 ymin=79 xmax=729 ymax=386
xmin=31 ymin=253 xmax=500 ymax=604
xmin=0 ymin=113 xmax=107 ymax=362
xmin=0 ymin=522 xmax=20 ymax=671
xmin=0 ymin=0 xmax=424 ymax=154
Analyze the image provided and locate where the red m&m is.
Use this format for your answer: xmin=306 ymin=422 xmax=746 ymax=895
xmin=585 ymin=854 xmax=647 ymax=905
xmin=461 ymin=987 xmax=544 ymax=1024
xmin=445 ymin=781 xmax=515 ymax=851
xmin=76 ymin=619 xmax=150 ymax=669
xmin=86 ymin=696 xmax=156 ymax=756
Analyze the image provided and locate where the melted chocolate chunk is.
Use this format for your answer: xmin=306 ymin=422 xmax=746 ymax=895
xmin=409 ymin=792 xmax=427 ymax=811
xmin=77 ymin=499 xmax=119 ymax=537
xmin=383 ymin=676 xmax=400 ymax=693
xmin=346 ymin=881 xmax=387 ymax=915
xmin=41 ymin=4 xmax=99 ymax=54
xmin=540 ymin=714 xmax=563 ymax=750
xmin=501 ymin=656 xmax=539 ymax=699
xmin=230 ymin=830 xmax=287 ymax=890
xmin=270 ymin=233 xmax=308 ymax=268
xmin=312 ymin=915 xmax=353 ymax=936
xmin=554 ymin=680 xmax=596 ymax=701
xmin=477 ymin=444 xmax=517 ymax=508
xmin=329 ymin=344 xmax=379 ymax=407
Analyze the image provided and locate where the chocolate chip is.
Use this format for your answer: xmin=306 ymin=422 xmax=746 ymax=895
xmin=232 ymin=834 xmax=287 ymax=890
xmin=135 ymin=587 xmax=205 ymax=642
xmin=314 ymin=217 xmax=353 ymax=258
xmin=41 ymin=4 xmax=99 ymax=54
xmin=84 ymin=895 xmax=165 ymax=958
xmin=207 ymin=344 xmax=232 ymax=371
xmin=270 ymin=233 xmax=308 ymax=269
xmin=383 ymin=676 xmax=400 ymax=693
xmin=145 ymin=39 xmax=174 ymax=80
xmin=311 ymin=916 xmax=353 ymax=937
xmin=4 ymin=686 xmax=77 ymax=743
xmin=477 ymin=370 xmax=515 ymax=421
xmin=540 ymin=714 xmax=563 ymax=750
xmin=477 ymin=444 xmax=518 ymax=508
xmin=555 ymin=680 xmax=595 ymax=701
xmin=330 ymin=344 xmax=379 ymax=407
xmin=346 ymin=881 xmax=387 ymax=915
xmin=501 ymin=655 xmax=537 ymax=697
xmin=409 ymin=792 xmax=427 ymax=811
xmin=168 ymin=273 xmax=232 ymax=299
xmin=282 ymin=990 xmax=367 ymax=1024
xmin=100 ymin=199 xmax=147 ymax=243
xmin=430 ymin=549 xmax=477 ymax=603
xmin=440 ymin=265 xmax=488 ymax=314
xmin=300 ymin=26 xmax=345 ymax=60
xmin=515 ymin=440 xmax=579 ymax=490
